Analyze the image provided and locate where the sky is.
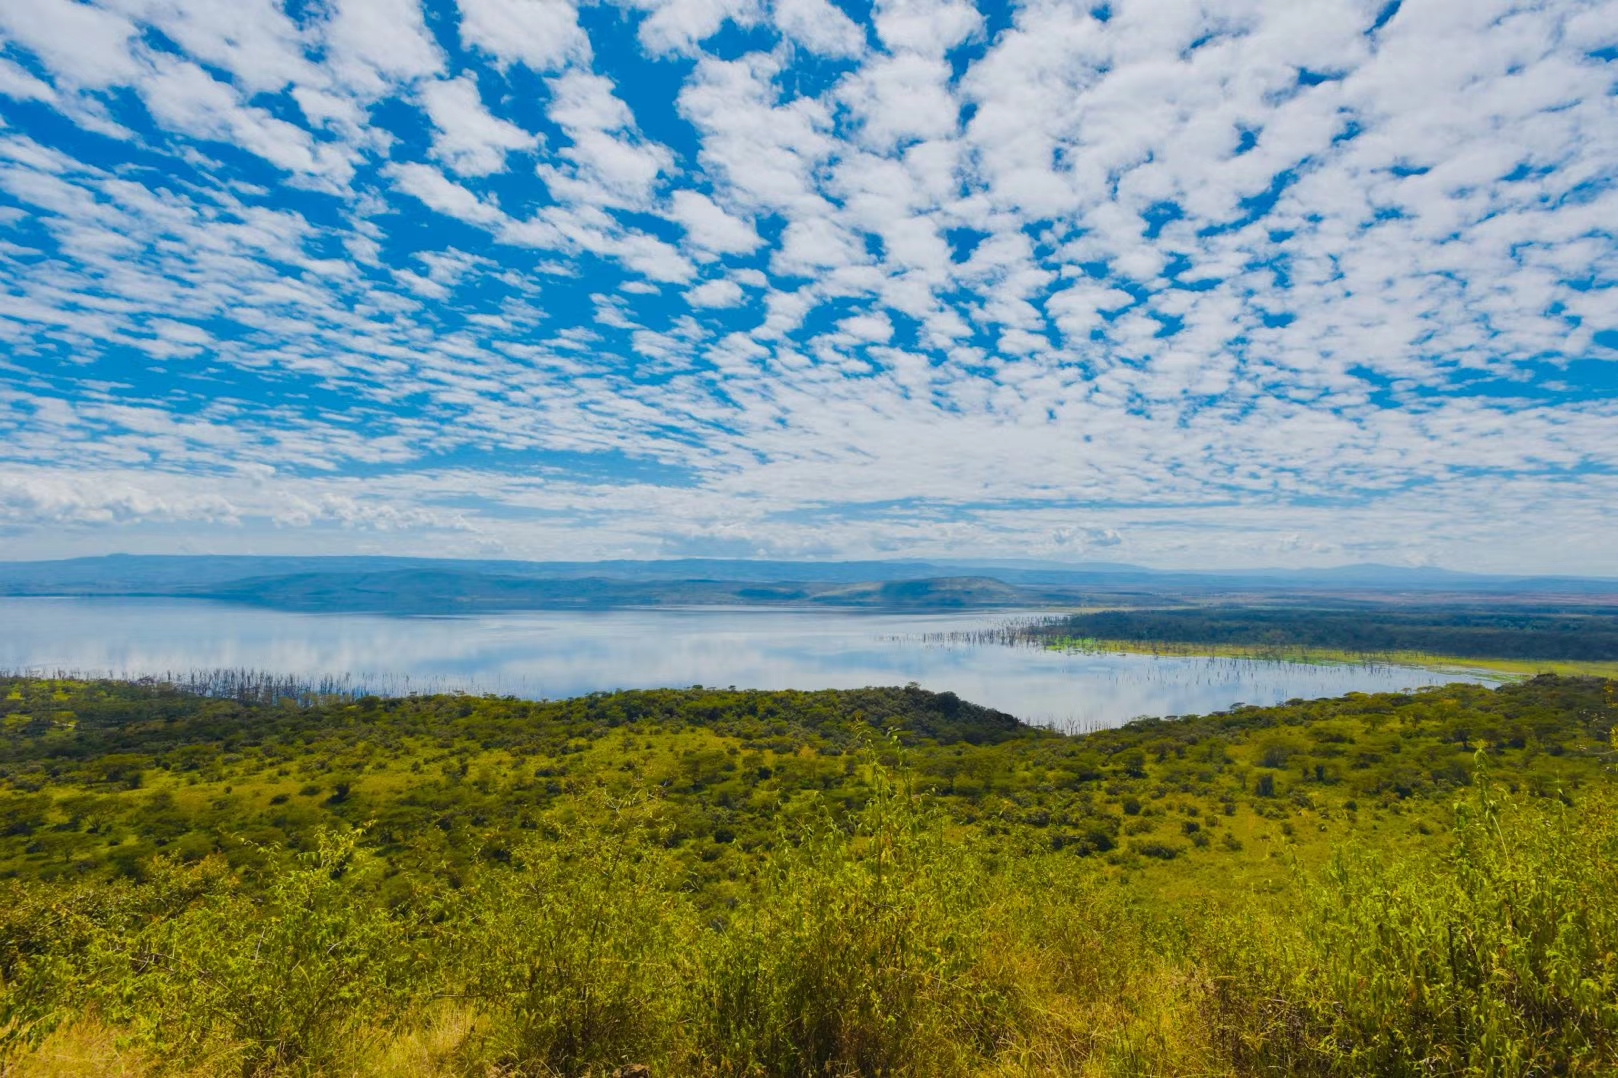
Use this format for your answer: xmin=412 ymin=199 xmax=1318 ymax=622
xmin=0 ymin=0 xmax=1615 ymax=573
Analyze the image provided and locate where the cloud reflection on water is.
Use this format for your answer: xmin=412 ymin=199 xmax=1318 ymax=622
xmin=0 ymin=598 xmax=1499 ymax=730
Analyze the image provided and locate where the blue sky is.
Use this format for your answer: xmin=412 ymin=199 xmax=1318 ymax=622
xmin=0 ymin=0 xmax=1615 ymax=572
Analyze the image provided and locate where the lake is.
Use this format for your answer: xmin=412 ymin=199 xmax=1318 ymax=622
xmin=0 ymin=597 xmax=1501 ymax=729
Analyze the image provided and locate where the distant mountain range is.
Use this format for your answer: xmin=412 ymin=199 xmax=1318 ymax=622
xmin=0 ymin=554 xmax=1612 ymax=614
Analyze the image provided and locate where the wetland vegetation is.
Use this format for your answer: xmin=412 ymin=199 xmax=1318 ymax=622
xmin=1019 ymin=605 xmax=1618 ymax=679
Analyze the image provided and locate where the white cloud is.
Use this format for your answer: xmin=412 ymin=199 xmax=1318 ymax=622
xmin=618 ymin=0 xmax=761 ymax=57
xmin=0 ymin=58 xmax=58 ymax=103
xmin=386 ymin=162 xmax=506 ymax=224
xmin=838 ymin=53 xmax=960 ymax=151
xmin=685 ymin=278 xmax=745 ymax=307
xmin=773 ymin=216 xmax=865 ymax=275
xmin=838 ymin=311 xmax=893 ymax=342
xmin=610 ymin=229 xmax=696 ymax=282
xmin=1 ymin=0 xmax=1616 ymax=572
xmin=539 ymin=70 xmax=675 ymax=209
xmin=0 ymin=0 xmax=141 ymax=88
xmin=668 ymin=190 xmax=763 ymax=254
xmin=871 ymin=0 xmax=981 ymax=56
xmin=138 ymin=58 xmax=357 ymax=183
xmin=773 ymin=0 xmax=865 ymax=58
xmin=677 ymin=54 xmax=837 ymax=216
xmin=323 ymin=0 xmax=444 ymax=97
xmin=1044 ymin=280 xmax=1133 ymax=341
xmin=105 ymin=0 xmax=320 ymax=94
xmin=457 ymin=0 xmax=592 ymax=71
xmin=422 ymin=74 xmax=539 ymax=176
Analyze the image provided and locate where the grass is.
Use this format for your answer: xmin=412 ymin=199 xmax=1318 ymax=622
xmin=1042 ymin=635 xmax=1618 ymax=680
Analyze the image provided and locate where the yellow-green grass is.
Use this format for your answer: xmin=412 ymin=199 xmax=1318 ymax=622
xmin=1045 ymin=635 xmax=1618 ymax=679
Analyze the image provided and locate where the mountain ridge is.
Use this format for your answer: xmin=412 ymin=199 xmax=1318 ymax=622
xmin=0 ymin=554 xmax=1614 ymax=614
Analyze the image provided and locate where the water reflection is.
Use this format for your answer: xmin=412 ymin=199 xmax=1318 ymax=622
xmin=0 ymin=597 xmax=1501 ymax=730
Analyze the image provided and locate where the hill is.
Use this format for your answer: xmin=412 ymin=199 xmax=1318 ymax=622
xmin=2 ymin=554 xmax=1616 ymax=615
xmin=1 ymin=674 xmax=1614 ymax=1075
xmin=187 ymin=571 xmax=1057 ymax=613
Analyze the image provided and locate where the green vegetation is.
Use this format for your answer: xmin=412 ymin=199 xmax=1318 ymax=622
xmin=2 ymin=673 xmax=1615 ymax=1076
xmin=1038 ymin=637 xmax=1618 ymax=680
xmin=1033 ymin=605 xmax=1618 ymax=664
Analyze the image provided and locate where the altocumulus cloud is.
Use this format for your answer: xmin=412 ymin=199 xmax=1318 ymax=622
xmin=0 ymin=0 xmax=1615 ymax=572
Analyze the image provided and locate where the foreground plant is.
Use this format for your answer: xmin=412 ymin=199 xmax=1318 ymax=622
xmin=1208 ymin=763 xmax=1618 ymax=1076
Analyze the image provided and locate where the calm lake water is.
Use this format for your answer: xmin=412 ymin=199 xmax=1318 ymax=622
xmin=0 ymin=597 xmax=1501 ymax=730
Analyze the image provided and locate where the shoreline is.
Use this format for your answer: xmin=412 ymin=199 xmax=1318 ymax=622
xmin=1037 ymin=637 xmax=1618 ymax=681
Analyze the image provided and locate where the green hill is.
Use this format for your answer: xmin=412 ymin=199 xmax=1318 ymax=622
xmin=2 ymin=674 xmax=1615 ymax=1076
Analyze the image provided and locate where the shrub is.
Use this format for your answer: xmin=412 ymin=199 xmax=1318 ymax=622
xmin=452 ymin=797 xmax=689 ymax=1075
xmin=1206 ymin=766 xmax=1618 ymax=1075
xmin=685 ymin=762 xmax=1024 ymax=1077
xmin=123 ymin=831 xmax=410 ymax=1073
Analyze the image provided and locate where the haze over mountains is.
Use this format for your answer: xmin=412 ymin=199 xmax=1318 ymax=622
xmin=0 ymin=555 xmax=1613 ymax=615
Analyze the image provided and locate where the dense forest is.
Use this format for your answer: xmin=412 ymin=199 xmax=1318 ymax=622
xmin=2 ymin=673 xmax=1615 ymax=1075
xmin=1035 ymin=605 xmax=1618 ymax=663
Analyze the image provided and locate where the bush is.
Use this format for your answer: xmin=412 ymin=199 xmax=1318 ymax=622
xmin=1206 ymin=766 xmax=1618 ymax=1074
xmin=124 ymin=831 xmax=410 ymax=1073
xmin=452 ymin=797 xmax=689 ymax=1075
xmin=685 ymin=762 xmax=1024 ymax=1077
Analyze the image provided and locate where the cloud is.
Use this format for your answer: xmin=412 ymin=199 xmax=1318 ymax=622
xmin=422 ymin=74 xmax=539 ymax=176
xmin=773 ymin=0 xmax=865 ymax=58
xmin=0 ymin=0 xmax=1614 ymax=573
xmin=457 ymin=0 xmax=591 ymax=71
xmin=685 ymin=278 xmax=744 ymax=307
xmin=541 ymin=70 xmax=675 ymax=208
xmin=677 ymin=52 xmax=836 ymax=216
xmin=108 ymin=0 xmax=322 ymax=95
xmin=838 ymin=311 xmax=892 ymax=342
xmin=0 ymin=0 xmax=141 ymax=88
xmin=138 ymin=57 xmax=357 ymax=182
xmin=323 ymin=0 xmax=444 ymax=96
xmin=871 ymin=0 xmax=981 ymax=56
xmin=386 ymin=162 xmax=507 ymax=224
xmin=617 ymin=0 xmax=761 ymax=57
xmin=838 ymin=53 xmax=960 ymax=150
xmin=668 ymin=190 xmax=762 ymax=254
xmin=0 ymin=57 xmax=59 ymax=103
